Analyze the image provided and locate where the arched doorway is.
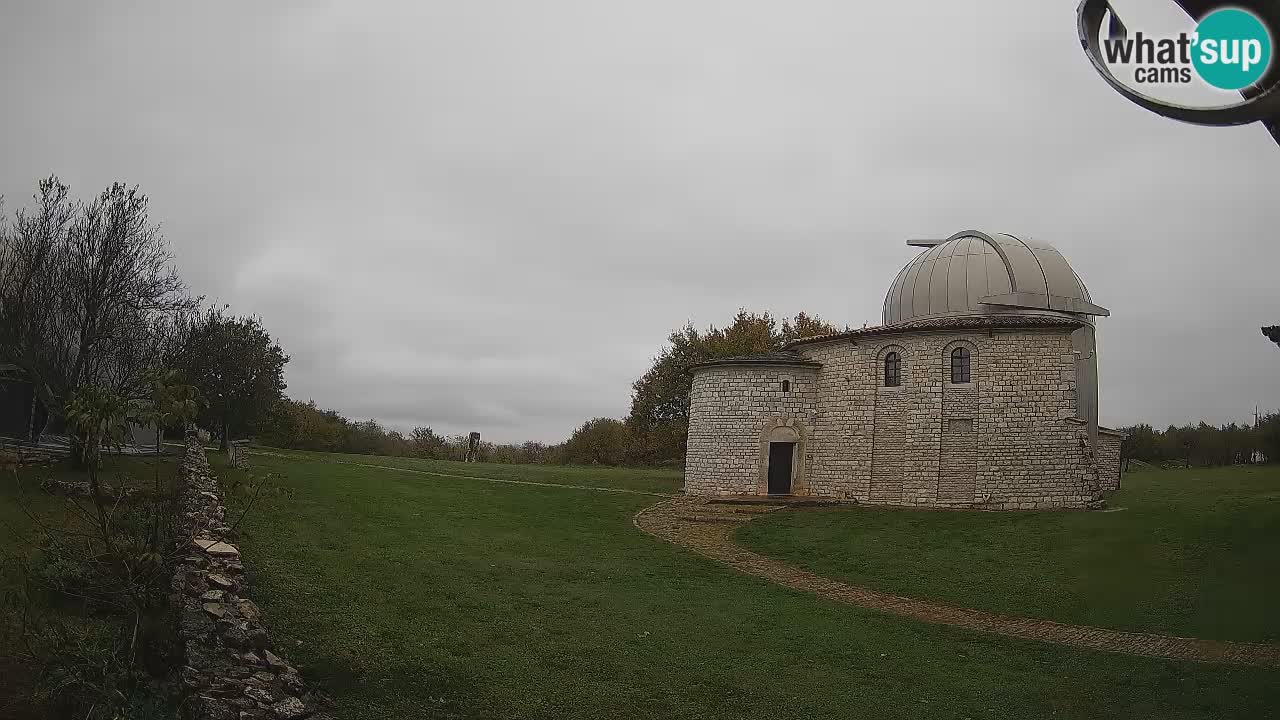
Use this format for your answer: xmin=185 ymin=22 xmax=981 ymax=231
xmin=766 ymin=425 xmax=799 ymax=495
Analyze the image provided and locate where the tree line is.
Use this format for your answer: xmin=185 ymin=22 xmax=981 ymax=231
xmin=248 ymin=310 xmax=844 ymax=466
xmin=8 ymin=175 xmax=1272 ymax=471
xmin=252 ymin=398 xmax=558 ymax=463
xmin=1118 ymin=415 xmax=1280 ymax=468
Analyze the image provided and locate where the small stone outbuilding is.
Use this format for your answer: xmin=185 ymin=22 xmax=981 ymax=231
xmin=685 ymin=230 xmax=1125 ymax=509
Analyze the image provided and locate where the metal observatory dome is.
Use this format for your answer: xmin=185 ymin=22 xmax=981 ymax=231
xmin=882 ymin=230 xmax=1109 ymax=326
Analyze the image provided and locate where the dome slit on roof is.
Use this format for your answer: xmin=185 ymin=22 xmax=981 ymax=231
xmin=931 ymin=248 xmax=952 ymax=316
xmin=1072 ymin=269 xmax=1092 ymax=303
xmin=1008 ymin=233 xmax=1052 ymax=308
xmin=980 ymin=241 xmax=990 ymax=301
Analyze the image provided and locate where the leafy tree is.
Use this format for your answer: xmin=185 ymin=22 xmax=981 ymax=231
xmin=178 ymin=307 xmax=288 ymax=449
xmin=1120 ymin=423 xmax=1156 ymax=470
xmin=348 ymin=419 xmax=387 ymax=455
xmin=780 ymin=311 xmax=842 ymax=345
xmin=411 ymin=426 xmax=447 ymax=458
xmin=627 ymin=310 xmax=843 ymax=463
xmin=1258 ymin=412 xmax=1280 ymax=462
xmin=257 ymin=398 xmax=345 ymax=452
xmin=562 ymin=417 xmax=634 ymax=466
xmin=65 ymin=385 xmax=132 ymax=478
xmin=133 ymin=368 xmax=204 ymax=456
xmin=1264 ymin=326 xmax=1280 ymax=349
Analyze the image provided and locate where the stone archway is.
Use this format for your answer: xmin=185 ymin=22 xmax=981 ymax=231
xmin=768 ymin=425 xmax=800 ymax=443
xmin=756 ymin=418 xmax=808 ymax=496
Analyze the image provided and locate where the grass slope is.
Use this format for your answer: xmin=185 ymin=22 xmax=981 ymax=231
xmin=738 ymin=465 xmax=1280 ymax=642
xmin=232 ymin=453 xmax=1279 ymax=720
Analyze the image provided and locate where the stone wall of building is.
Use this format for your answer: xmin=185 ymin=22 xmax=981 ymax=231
xmin=970 ymin=330 xmax=1097 ymax=508
xmin=1097 ymin=428 xmax=1125 ymax=492
xmin=685 ymin=364 xmax=818 ymax=495
xmin=687 ymin=324 xmax=1108 ymax=509
xmin=172 ymin=430 xmax=330 ymax=720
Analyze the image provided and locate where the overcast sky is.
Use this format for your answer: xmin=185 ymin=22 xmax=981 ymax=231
xmin=2 ymin=1 xmax=1277 ymax=442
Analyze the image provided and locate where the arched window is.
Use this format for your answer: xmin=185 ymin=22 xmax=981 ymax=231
xmin=951 ymin=347 xmax=971 ymax=384
xmin=781 ymin=380 xmax=790 ymax=393
xmin=884 ymin=352 xmax=901 ymax=387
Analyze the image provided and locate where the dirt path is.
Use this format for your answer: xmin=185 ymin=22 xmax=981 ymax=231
xmin=634 ymin=497 xmax=1280 ymax=668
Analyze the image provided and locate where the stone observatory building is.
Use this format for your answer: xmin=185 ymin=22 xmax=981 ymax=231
xmin=685 ymin=230 xmax=1125 ymax=510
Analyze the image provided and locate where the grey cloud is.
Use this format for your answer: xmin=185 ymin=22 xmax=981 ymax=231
xmin=2 ymin=0 xmax=1277 ymax=442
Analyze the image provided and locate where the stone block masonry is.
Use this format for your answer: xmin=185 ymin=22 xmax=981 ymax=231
xmin=686 ymin=324 xmax=1122 ymax=509
xmin=685 ymin=364 xmax=818 ymax=496
xmin=172 ymin=429 xmax=331 ymax=720
xmin=1098 ymin=428 xmax=1125 ymax=492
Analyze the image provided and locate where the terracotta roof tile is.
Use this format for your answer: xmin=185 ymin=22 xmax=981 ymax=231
xmin=690 ymin=350 xmax=822 ymax=371
xmin=784 ymin=314 xmax=1084 ymax=349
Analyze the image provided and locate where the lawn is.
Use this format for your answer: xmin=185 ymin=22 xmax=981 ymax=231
xmin=250 ymin=446 xmax=684 ymax=495
xmin=230 ymin=452 xmax=1279 ymax=720
xmin=0 ymin=452 xmax=181 ymax=573
xmin=738 ymin=465 xmax=1280 ymax=643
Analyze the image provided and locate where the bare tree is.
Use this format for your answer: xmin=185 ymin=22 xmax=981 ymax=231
xmin=0 ymin=178 xmax=76 ymax=428
xmin=0 ymin=177 xmax=195 ymax=447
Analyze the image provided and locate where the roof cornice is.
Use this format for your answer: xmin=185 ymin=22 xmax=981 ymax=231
xmin=784 ymin=314 xmax=1085 ymax=350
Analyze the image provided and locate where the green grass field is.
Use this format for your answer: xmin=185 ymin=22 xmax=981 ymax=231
xmin=0 ymin=453 xmax=181 ymax=574
xmin=251 ymin=447 xmax=684 ymax=495
xmin=230 ymin=452 xmax=1280 ymax=720
xmin=738 ymin=465 xmax=1280 ymax=643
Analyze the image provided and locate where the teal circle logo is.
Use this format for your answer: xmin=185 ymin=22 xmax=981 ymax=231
xmin=1192 ymin=8 xmax=1272 ymax=90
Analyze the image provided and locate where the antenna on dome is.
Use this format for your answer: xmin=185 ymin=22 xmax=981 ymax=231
xmin=907 ymin=238 xmax=947 ymax=247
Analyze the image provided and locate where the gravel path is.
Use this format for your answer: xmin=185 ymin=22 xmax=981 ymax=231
xmin=634 ymin=497 xmax=1280 ymax=668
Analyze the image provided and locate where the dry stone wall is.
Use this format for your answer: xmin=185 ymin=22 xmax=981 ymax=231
xmin=172 ymin=430 xmax=330 ymax=720
xmin=686 ymin=324 xmax=1120 ymax=509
